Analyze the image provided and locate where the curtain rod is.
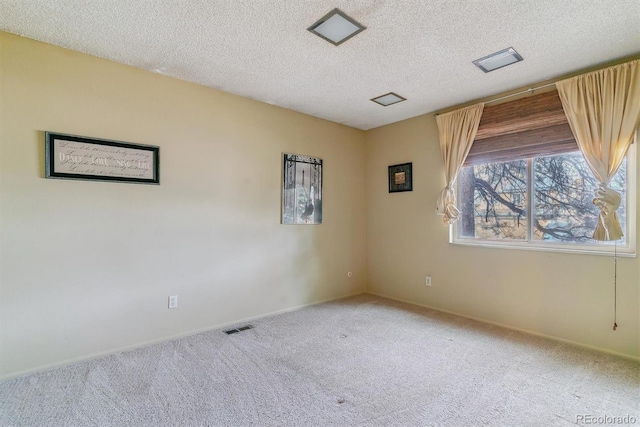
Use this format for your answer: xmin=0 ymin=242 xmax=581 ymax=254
xmin=484 ymin=81 xmax=557 ymax=105
xmin=435 ymin=81 xmax=557 ymax=116
xmin=436 ymin=57 xmax=640 ymax=115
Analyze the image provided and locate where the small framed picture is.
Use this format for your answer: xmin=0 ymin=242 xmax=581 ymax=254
xmin=388 ymin=162 xmax=412 ymax=193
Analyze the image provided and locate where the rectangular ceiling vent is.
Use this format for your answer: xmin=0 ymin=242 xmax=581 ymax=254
xmin=473 ymin=47 xmax=523 ymax=73
xmin=224 ymin=325 xmax=254 ymax=335
xmin=307 ymin=8 xmax=366 ymax=46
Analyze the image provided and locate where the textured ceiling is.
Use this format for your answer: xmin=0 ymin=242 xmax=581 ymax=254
xmin=1 ymin=0 xmax=639 ymax=130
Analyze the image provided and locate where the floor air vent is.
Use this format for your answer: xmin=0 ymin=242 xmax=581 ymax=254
xmin=224 ymin=325 xmax=254 ymax=335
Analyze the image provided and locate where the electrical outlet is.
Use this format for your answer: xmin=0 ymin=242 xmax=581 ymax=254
xmin=168 ymin=295 xmax=178 ymax=309
xmin=425 ymin=276 xmax=432 ymax=287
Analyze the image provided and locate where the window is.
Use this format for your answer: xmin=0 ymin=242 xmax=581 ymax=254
xmin=451 ymin=90 xmax=636 ymax=255
xmin=453 ymin=150 xmax=634 ymax=255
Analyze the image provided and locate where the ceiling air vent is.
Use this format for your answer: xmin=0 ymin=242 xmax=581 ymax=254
xmin=473 ymin=47 xmax=523 ymax=73
xmin=307 ymin=8 xmax=366 ymax=46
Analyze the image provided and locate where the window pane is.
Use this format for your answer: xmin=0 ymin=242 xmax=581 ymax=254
xmin=533 ymin=153 xmax=626 ymax=244
xmin=458 ymin=160 xmax=527 ymax=240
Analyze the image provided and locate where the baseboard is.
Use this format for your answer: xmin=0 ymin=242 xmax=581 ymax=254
xmin=1 ymin=290 xmax=366 ymax=381
xmin=366 ymin=291 xmax=640 ymax=363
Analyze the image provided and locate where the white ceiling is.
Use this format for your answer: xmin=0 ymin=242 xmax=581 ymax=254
xmin=1 ymin=1 xmax=639 ymax=130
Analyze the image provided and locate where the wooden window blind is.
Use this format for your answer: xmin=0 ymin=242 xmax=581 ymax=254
xmin=464 ymin=90 xmax=578 ymax=166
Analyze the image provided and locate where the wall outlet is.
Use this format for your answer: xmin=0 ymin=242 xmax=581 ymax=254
xmin=168 ymin=295 xmax=178 ymax=309
xmin=425 ymin=276 xmax=432 ymax=286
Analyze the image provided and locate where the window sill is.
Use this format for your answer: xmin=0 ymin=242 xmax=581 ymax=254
xmin=450 ymin=238 xmax=636 ymax=258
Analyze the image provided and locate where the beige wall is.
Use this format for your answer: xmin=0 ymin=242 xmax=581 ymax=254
xmin=0 ymin=32 xmax=367 ymax=378
xmin=2 ymin=31 xmax=638 ymax=380
xmin=366 ymin=114 xmax=640 ymax=359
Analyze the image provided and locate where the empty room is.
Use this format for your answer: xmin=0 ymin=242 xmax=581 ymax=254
xmin=0 ymin=1 xmax=639 ymax=426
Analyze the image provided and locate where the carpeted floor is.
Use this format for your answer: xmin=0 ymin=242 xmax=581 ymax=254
xmin=1 ymin=294 xmax=638 ymax=426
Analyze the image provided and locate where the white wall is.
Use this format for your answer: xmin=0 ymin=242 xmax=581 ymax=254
xmin=365 ymin=114 xmax=640 ymax=359
xmin=0 ymin=32 xmax=367 ymax=378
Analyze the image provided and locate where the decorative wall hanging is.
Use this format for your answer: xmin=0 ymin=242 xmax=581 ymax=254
xmin=282 ymin=153 xmax=322 ymax=224
xmin=388 ymin=162 xmax=412 ymax=193
xmin=45 ymin=132 xmax=160 ymax=184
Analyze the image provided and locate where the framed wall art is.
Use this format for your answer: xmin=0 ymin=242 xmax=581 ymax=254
xmin=388 ymin=162 xmax=412 ymax=193
xmin=45 ymin=132 xmax=160 ymax=184
xmin=282 ymin=153 xmax=323 ymax=224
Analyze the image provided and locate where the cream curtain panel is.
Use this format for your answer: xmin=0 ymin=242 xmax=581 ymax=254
xmin=436 ymin=103 xmax=484 ymax=224
xmin=556 ymin=59 xmax=640 ymax=241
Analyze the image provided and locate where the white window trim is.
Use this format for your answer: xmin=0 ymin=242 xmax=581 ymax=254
xmin=450 ymin=144 xmax=636 ymax=258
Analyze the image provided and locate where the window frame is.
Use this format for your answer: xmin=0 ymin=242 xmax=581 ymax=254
xmin=450 ymin=144 xmax=637 ymax=257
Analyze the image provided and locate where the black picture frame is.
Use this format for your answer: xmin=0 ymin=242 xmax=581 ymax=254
xmin=282 ymin=153 xmax=323 ymax=224
xmin=388 ymin=162 xmax=412 ymax=193
xmin=45 ymin=132 xmax=160 ymax=184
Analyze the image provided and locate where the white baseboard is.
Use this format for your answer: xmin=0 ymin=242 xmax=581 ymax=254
xmin=1 ymin=291 xmax=366 ymax=381
xmin=366 ymin=291 xmax=640 ymax=363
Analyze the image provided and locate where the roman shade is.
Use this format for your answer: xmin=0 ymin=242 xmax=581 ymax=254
xmin=464 ymin=90 xmax=577 ymax=166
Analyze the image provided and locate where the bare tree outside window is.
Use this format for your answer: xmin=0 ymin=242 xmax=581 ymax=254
xmin=458 ymin=152 xmax=627 ymax=245
xmin=459 ymin=160 xmax=527 ymax=240
xmin=534 ymin=153 xmax=626 ymax=243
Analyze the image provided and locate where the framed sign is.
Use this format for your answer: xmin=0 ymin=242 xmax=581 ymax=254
xmin=282 ymin=153 xmax=323 ymax=224
xmin=388 ymin=162 xmax=412 ymax=193
xmin=45 ymin=132 xmax=159 ymax=184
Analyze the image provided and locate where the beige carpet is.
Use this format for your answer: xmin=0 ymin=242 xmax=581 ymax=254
xmin=1 ymin=294 xmax=638 ymax=426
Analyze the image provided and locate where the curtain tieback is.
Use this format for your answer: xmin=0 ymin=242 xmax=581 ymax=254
xmin=593 ymin=184 xmax=621 ymax=215
xmin=592 ymin=184 xmax=623 ymax=241
xmin=436 ymin=186 xmax=459 ymax=225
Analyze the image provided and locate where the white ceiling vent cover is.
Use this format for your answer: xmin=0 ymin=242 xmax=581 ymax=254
xmin=307 ymin=8 xmax=366 ymax=46
xmin=473 ymin=47 xmax=523 ymax=73
xmin=371 ymin=92 xmax=406 ymax=106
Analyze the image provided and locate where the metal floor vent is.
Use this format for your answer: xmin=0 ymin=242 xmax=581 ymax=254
xmin=224 ymin=325 xmax=254 ymax=335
